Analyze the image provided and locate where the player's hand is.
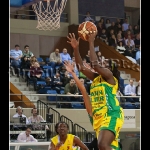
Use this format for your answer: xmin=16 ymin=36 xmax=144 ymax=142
xmin=64 ymin=61 xmax=74 ymax=73
xmin=67 ymin=33 xmax=80 ymax=49
xmin=87 ymin=28 xmax=97 ymax=43
xmin=55 ymin=142 xmax=63 ymax=149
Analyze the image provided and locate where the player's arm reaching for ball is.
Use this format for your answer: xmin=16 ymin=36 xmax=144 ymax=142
xmin=87 ymin=30 xmax=116 ymax=85
xmin=64 ymin=61 xmax=92 ymax=117
xmin=67 ymin=33 xmax=98 ymax=81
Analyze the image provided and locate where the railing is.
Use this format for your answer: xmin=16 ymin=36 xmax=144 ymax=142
xmin=10 ymin=94 xmax=141 ymax=109
xmin=60 ymin=115 xmax=74 ymax=134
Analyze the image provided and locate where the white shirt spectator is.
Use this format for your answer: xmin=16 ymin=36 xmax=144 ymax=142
xmin=124 ymin=84 xmax=136 ymax=95
xmin=13 ymin=113 xmax=29 ymax=124
xmin=125 ymin=39 xmax=135 ymax=47
xmin=17 ymin=132 xmax=38 ymax=142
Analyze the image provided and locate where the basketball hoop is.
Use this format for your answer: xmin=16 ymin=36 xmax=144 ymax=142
xmin=32 ymin=0 xmax=67 ymax=31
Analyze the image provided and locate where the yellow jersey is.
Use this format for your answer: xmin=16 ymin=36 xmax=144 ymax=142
xmin=51 ymin=134 xmax=79 ymax=150
xmin=90 ymin=75 xmax=122 ymax=130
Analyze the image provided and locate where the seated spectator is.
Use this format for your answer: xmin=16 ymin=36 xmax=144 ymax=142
xmin=124 ymin=30 xmax=134 ymax=40
xmin=85 ymin=50 xmax=91 ymax=63
xmin=29 ymin=62 xmax=45 ymax=91
xmin=134 ymin=33 xmax=140 ymax=50
xmin=30 ymin=56 xmax=38 ymax=66
xmin=99 ymin=28 xmax=108 ymax=44
xmin=136 ymin=80 xmax=141 ymax=96
xmin=107 ymin=29 xmax=115 ymax=40
xmin=20 ymin=56 xmax=31 ymax=78
xmin=10 ymin=44 xmax=22 ymax=76
xmin=99 ymin=18 xmax=106 ymax=29
xmin=17 ymin=126 xmax=38 ymax=142
xmin=124 ymin=40 xmax=135 ymax=58
xmin=115 ymin=23 xmax=122 ymax=35
xmin=61 ymin=70 xmax=71 ymax=87
xmin=96 ymin=21 xmax=103 ymax=38
xmin=105 ymin=18 xmax=111 ymax=29
xmin=128 ymin=24 xmax=134 ymax=35
xmin=49 ymin=48 xmax=63 ymax=73
xmin=51 ymin=72 xmax=63 ymax=94
xmin=108 ymin=34 xmax=117 ymax=48
xmin=28 ymin=107 xmax=51 ymax=141
xmin=64 ymin=77 xmax=81 ymax=107
xmin=13 ymin=106 xmax=29 ymax=124
xmin=125 ymin=35 xmax=135 ymax=49
xmin=116 ymin=33 xmax=125 ymax=46
xmin=124 ymin=79 xmax=139 ymax=103
xmin=84 ymin=11 xmax=95 ymax=23
xmin=133 ymin=25 xmax=140 ymax=36
xmin=135 ymin=47 xmax=140 ymax=65
xmin=107 ymin=22 xmax=117 ymax=36
xmin=60 ymin=48 xmax=72 ymax=63
xmin=116 ymin=41 xmax=126 ymax=55
xmin=96 ymin=51 xmax=105 ymax=64
xmin=22 ymin=45 xmax=34 ymax=59
xmin=58 ymin=65 xmax=67 ymax=78
xmin=122 ymin=18 xmax=129 ymax=34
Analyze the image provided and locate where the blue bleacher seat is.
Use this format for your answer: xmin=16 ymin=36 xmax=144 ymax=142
xmin=124 ymin=103 xmax=136 ymax=109
xmin=71 ymin=103 xmax=85 ymax=109
xmin=47 ymin=90 xmax=58 ymax=101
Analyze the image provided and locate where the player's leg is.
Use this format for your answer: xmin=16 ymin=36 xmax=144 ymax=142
xmin=97 ymin=111 xmax=124 ymax=150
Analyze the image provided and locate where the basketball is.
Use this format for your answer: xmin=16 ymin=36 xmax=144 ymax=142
xmin=78 ymin=21 xmax=97 ymax=41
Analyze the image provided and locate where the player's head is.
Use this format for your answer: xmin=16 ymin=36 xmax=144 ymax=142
xmin=101 ymin=59 xmax=120 ymax=88
xmin=55 ymin=121 xmax=69 ymax=135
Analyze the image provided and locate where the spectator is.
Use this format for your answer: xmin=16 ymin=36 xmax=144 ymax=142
xmin=124 ymin=40 xmax=135 ymax=58
xmin=136 ymin=80 xmax=141 ymax=96
xmin=133 ymin=25 xmax=140 ymax=36
xmin=30 ymin=56 xmax=38 ymax=66
xmin=22 ymin=45 xmax=34 ymax=59
xmin=105 ymin=18 xmax=111 ymax=29
xmin=122 ymin=18 xmax=129 ymax=33
xmin=124 ymin=30 xmax=134 ymax=40
xmin=115 ymin=23 xmax=123 ymax=35
xmin=116 ymin=33 xmax=125 ymax=46
xmin=20 ymin=56 xmax=31 ymax=78
xmin=107 ymin=29 xmax=115 ymax=40
xmin=51 ymin=72 xmax=63 ymax=94
xmin=96 ymin=22 xmax=103 ymax=38
xmin=134 ymin=33 xmax=140 ymax=50
xmin=135 ymin=47 xmax=140 ymax=65
xmin=29 ymin=62 xmax=45 ymax=91
xmin=28 ymin=107 xmax=51 ymax=141
xmin=13 ymin=106 xmax=29 ymax=124
xmin=115 ymin=18 xmax=122 ymax=26
xmin=49 ymin=48 xmax=63 ymax=73
xmin=124 ymin=79 xmax=139 ymax=103
xmin=85 ymin=50 xmax=91 ymax=63
xmin=10 ymin=44 xmax=22 ymax=76
xmin=84 ymin=11 xmax=95 ymax=23
xmin=99 ymin=28 xmax=108 ymax=44
xmin=107 ymin=22 xmax=116 ymax=36
xmin=116 ymin=41 xmax=126 ymax=55
xmin=108 ymin=34 xmax=117 ymax=48
xmin=60 ymin=48 xmax=72 ymax=63
xmin=96 ymin=51 xmax=105 ymax=64
xmin=61 ymin=70 xmax=70 ymax=87
xmin=64 ymin=77 xmax=80 ymax=106
xmin=128 ymin=24 xmax=134 ymax=35
xmin=125 ymin=35 xmax=135 ymax=50
xmin=17 ymin=126 xmax=38 ymax=142
xmin=99 ymin=18 xmax=106 ymax=29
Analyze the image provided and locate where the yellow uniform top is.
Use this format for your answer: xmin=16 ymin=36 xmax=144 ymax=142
xmin=51 ymin=134 xmax=79 ymax=150
xmin=90 ymin=75 xmax=122 ymax=130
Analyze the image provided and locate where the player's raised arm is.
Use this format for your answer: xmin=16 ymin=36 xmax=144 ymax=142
xmin=67 ymin=33 xmax=98 ymax=81
xmin=87 ymin=30 xmax=115 ymax=85
xmin=64 ymin=61 xmax=92 ymax=116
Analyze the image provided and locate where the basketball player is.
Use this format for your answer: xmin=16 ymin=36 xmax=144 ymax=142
xmin=49 ymin=121 xmax=89 ymax=150
xmin=66 ymin=31 xmax=124 ymax=150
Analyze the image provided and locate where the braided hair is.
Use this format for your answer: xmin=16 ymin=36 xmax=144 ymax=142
xmin=108 ymin=59 xmax=120 ymax=90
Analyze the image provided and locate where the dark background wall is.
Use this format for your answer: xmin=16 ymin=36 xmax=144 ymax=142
xmin=78 ymin=0 xmax=125 ymax=23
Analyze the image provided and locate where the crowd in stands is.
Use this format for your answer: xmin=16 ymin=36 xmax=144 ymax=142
xmin=84 ymin=12 xmax=140 ymax=65
xmin=10 ymin=14 xmax=140 ymax=109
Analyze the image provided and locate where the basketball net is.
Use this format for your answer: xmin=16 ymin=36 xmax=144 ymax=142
xmin=32 ymin=0 xmax=67 ymax=31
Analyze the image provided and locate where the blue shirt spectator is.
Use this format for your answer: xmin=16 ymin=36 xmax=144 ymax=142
xmin=135 ymin=49 xmax=140 ymax=60
xmin=60 ymin=48 xmax=71 ymax=63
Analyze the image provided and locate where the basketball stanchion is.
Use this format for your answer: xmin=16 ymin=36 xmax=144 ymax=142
xmin=32 ymin=0 xmax=67 ymax=31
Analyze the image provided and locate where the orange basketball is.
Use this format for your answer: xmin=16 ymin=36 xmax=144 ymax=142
xmin=78 ymin=21 xmax=97 ymax=41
